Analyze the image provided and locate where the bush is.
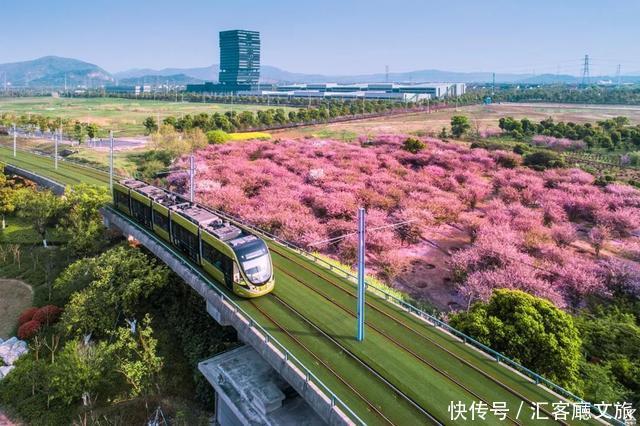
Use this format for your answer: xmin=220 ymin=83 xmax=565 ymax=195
xmin=206 ymin=130 xmax=230 ymax=145
xmin=18 ymin=307 xmax=39 ymax=326
xmin=33 ymin=305 xmax=63 ymax=326
xmin=512 ymin=143 xmax=530 ymax=155
xmin=494 ymin=152 xmax=520 ymax=169
xmin=470 ymin=140 xmax=505 ymax=151
xmin=402 ymin=137 xmax=426 ymax=154
xmin=523 ymin=151 xmax=565 ymax=170
xmin=17 ymin=320 xmax=41 ymax=340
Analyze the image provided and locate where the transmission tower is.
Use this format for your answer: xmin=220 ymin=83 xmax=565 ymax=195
xmin=581 ymin=54 xmax=590 ymax=86
xmin=616 ymin=64 xmax=622 ymax=86
xmin=385 ymin=65 xmax=389 ymax=83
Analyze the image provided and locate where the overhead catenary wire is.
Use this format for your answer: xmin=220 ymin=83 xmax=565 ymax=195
xmin=306 ymin=218 xmax=420 ymax=247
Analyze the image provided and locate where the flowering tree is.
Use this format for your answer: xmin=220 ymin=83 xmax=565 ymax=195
xmin=166 ymin=134 xmax=640 ymax=307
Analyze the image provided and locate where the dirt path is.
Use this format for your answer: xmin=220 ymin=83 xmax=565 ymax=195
xmin=0 ymin=279 xmax=33 ymax=339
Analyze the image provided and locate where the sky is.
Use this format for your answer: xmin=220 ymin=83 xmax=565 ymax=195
xmin=2 ymin=0 xmax=640 ymax=76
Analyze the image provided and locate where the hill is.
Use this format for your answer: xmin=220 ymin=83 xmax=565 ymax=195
xmin=4 ymin=56 xmax=640 ymax=88
xmin=0 ymin=56 xmax=113 ymax=87
xmin=118 ymin=73 xmax=203 ymax=86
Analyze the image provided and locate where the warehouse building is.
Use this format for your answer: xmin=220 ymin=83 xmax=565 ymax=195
xmin=237 ymin=82 xmax=465 ymax=100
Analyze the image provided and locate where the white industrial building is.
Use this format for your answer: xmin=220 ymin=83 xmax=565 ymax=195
xmin=239 ymin=82 xmax=465 ymax=101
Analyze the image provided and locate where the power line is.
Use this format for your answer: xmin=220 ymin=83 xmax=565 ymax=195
xmin=307 ymin=219 xmax=420 ymax=247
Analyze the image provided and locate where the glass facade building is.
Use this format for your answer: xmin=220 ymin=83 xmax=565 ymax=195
xmin=218 ymin=30 xmax=260 ymax=89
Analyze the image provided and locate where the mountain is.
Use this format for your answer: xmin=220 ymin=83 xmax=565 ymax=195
xmin=116 ymin=64 xmax=528 ymax=84
xmin=3 ymin=56 xmax=640 ymax=88
xmin=117 ymin=64 xmax=640 ymax=85
xmin=118 ymin=74 xmax=203 ymax=86
xmin=0 ymin=56 xmax=113 ymax=87
xmin=114 ymin=66 xmax=216 ymax=81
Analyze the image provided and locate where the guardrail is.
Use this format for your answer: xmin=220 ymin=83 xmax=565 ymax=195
xmin=3 ymin=143 xmax=623 ymax=425
xmin=107 ymin=206 xmax=365 ymax=426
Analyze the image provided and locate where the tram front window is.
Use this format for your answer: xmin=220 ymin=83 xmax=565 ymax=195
xmin=235 ymin=240 xmax=272 ymax=285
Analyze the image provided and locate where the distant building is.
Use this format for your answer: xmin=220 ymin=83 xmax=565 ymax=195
xmin=219 ymin=30 xmax=260 ymax=88
xmin=239 ymin=82 xmax=466 ymax=100
xmin=187 ymin=29 xmax=261 ymax=94
xmin=105 ymin=85 xmax=151 ymax=95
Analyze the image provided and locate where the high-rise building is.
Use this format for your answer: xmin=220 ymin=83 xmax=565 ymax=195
xmin=218 ymin=30 xmax=260 ymax=89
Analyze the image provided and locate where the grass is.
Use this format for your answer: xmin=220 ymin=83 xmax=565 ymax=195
xmin=0 ymin=145 xmax=109 ymax=187
xmin=0 ymin=218 xmax=67 ymax=245
xmin=2 ymin=147 xmax=595 ymax=425
xmin=0 ymin=279 xmax=32 ymax=339
xmin=0 ymin=97 xmax=295 ymax=136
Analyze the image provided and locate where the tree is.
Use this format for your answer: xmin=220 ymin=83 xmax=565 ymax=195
xmin=143 ymin=116 xmax=158 ymax=135
xmin=449 ymin=289 xmax=583 ymax=390
xmin=71 ymin=122 xmax=86 ymax=145
xmin=58 ymin=184 xmax=111 ymax=256
xmin=402 ymin=137 xmax=426 ymax=154
xmin=450 ymin=115 xmax=471 ymax=138
xmin=576 ymin=309 xmax=640 ymax=405
xmin=85 ymin=123 xmax=100 ymax=143
xmin=15 ymin=188 xmax=63 ymax=247
xmin=107 ymin=314 xmax=163 ymax=397
xmin=0 ymin=172 xmax=17 ymax=229
xmin=206 ymin=129 xmax=230 ymax=144
xmin=58 ymin=245 xmax=169 ymax=337
xmin=588 ymin=226 xmax=609 ymax=257
xmin=49 ymin=340 xmax=113 ymax=406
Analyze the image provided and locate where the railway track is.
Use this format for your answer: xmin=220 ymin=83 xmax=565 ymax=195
xmin=247 ymin=299 xmax=398 ymax=425
xmin=269 ymin=245 xmax=571 ymax=426
xmin=250 ymin=294 xmax=444 ymax=425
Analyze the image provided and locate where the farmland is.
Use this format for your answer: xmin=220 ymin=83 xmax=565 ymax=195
xmin=0 ymin=96 xmax=294 ymax=136
xmin=273 ymin=102 xmax=640 ymax=140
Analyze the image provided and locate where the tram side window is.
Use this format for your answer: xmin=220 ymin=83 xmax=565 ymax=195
xmin=153 ymin=210 xmax=170 ymax=232
xmin=115 ymin=190 xmax=129 ymax=209
xmin=130 ymin=198 xmax=151 ymax=227
xmin=172 ymin=222 xmax=199 ymax=261
xmin=202 ymin=241 xmax=224 ymax=269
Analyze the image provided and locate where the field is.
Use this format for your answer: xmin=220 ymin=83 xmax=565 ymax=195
xmin=273 ymin=102 xmax=640 ymax=140
xmin=0 ymin=97 xmax=294 ymax=136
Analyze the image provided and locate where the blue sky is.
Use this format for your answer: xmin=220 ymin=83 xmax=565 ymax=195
xmin=2 ymin=0 xmax=639 ymax=75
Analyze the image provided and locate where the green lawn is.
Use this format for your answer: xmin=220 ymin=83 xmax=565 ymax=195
xmin=0 ymin=96 xmax=294 ymax=136
xmin=0 ymin=217 xmax=66 ymax=245
xmin=0 ymin=147 xmax=597 ymax=425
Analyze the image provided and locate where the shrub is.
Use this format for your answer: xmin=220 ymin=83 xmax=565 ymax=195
xmin=206 ymin=130 xmax=230 ymax=145
xmin=17 ymin=320 xmax=41 ymax=340
xmin=512 ymin=143 xmax=530 ymax=155
xmin=470 ymin=140 xmax=504 ymax=151
xmin=523 ymin=151 xmax=565 ymax=170
xmin=493 ymin=151 xmax=520 ymax=169
xmin=33 ymin=305 xmax=63 ymax=326
xmin=18 ymin=307 xmax=39 ymax=326
xmin=402 ymin=137 xmax=426 ymax=154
